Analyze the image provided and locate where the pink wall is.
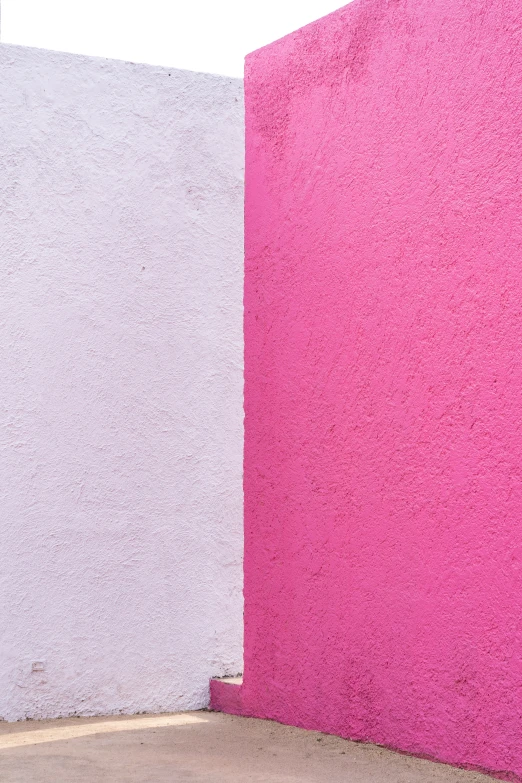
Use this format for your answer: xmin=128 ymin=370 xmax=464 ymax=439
xmin=214 ymin=0 xmax=522 ymax=779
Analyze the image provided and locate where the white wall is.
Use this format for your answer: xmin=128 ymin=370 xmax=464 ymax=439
xmin=0 ymin=44 xmax=244 ymax=721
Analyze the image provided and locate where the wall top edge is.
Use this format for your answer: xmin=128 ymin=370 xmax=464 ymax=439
xmin=0 ymin=41 xmax=244 ymax=84
xmin=244 ymin=0 xmax=360 ymax=62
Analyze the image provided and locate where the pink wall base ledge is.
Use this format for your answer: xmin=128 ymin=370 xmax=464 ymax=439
xmin=209 ymin=679 xmax=249 ymax=717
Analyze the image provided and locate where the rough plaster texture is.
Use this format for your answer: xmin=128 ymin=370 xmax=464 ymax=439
xmin=0 ymin=44 xmax=244 ymax=721
xmin=218 ymin=0 xmax=522 ymax=780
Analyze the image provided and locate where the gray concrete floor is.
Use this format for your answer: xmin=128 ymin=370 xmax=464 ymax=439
xmin=0 ymin=710 xmax=494 ymax=782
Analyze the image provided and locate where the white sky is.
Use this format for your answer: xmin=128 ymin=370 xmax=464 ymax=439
xmin=1 ymin=1 xmax=348 ymax=78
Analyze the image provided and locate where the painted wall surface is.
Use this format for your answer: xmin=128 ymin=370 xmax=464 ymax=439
xmin=236 ymin=0 xmax=522 ymax=779
xmin=0 ymin=44 xmax=244 ymax=721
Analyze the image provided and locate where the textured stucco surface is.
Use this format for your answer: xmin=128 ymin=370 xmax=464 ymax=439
xmin=0 ymin=44 xmax=244 ymax=721
xmin=237 ymin=1 xmax=522 ymax=780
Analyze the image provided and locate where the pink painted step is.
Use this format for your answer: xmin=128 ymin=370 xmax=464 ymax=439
xmin=209 ymin=676 xmax=247 ymax=716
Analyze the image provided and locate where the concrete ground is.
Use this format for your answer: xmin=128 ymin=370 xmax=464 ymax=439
xmin=0 ymin=710 xmax=494 ymax=783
